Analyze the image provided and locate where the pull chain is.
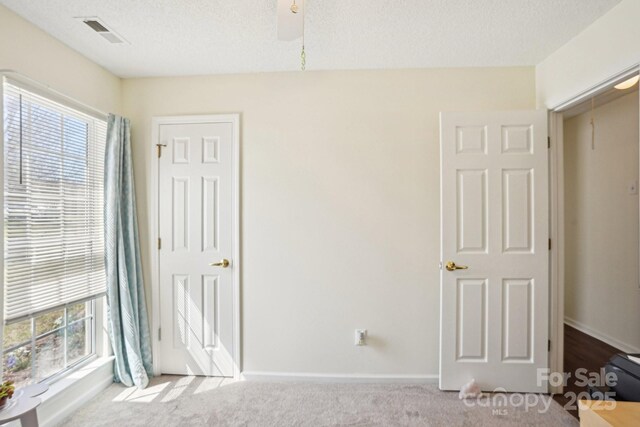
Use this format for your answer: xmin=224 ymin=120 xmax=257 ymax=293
xmin=289 ymin=0 xmax=307 ymax=71
xmin=301 ymin=0 xmax=306 ymax=71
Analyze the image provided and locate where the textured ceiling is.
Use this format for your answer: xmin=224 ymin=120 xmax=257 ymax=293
xmin=0 ymin=0 xmax=622 ymax=77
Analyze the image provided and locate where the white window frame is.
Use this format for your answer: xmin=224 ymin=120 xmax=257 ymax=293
xmin=3 ymin=299 xmax=96 ymax=385
xmin=0 ymin=72 xmax=111 ymax=384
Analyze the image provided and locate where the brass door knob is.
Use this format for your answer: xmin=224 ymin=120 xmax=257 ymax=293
xmin=445 ymin=261 xmax=468 ymax=271
xmin=210 ymin=259 xmax=230 ymax=268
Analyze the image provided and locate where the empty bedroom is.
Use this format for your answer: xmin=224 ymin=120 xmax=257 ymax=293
xmin=0 ymin=1 xmax=639 ymax=426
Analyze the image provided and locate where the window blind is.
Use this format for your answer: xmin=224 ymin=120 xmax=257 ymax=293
xmin=3 ymin=81 xmax=107 ymax=322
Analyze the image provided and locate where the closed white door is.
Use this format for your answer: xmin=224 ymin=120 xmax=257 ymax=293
xmin=440 ymin=110 xmax=548 ymax=393
xmin=158 ymin=118 xmax=237 ymax=377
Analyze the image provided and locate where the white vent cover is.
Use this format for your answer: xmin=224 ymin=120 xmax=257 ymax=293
xmin=76 ymin=16 xmax=128 ymax=44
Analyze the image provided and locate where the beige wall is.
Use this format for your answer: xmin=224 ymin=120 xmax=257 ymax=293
xmin=0 ymin=0 xmax=636 ymax=380
xmin=536 ymin=0 xmax=640 ymax=109
xmin=564 ymin=91 xmax=640 ymax=352
xmin=0 ymin=4 xmax=121 ymax=113
xmin=123 ymin=68 xmax=535 ymax=375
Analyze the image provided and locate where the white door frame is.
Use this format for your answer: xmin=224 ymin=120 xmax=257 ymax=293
xmin=149 ymin=114 xmax=241 ymax=379
xmin=547 ymin=64 xmax=640 ymax=394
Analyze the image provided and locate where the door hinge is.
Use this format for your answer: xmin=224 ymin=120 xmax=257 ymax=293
xmin=158 ymin=328 xmax=162 ymax=341
xmin=548 ymin=136 xmax=551 ymax=149
xmin=158 ymin=237 xmax=162 ymax=250
xmin=548 ymin=238 xmax=551 ymax=250
xmin=156 ymin=143 xmax=167 ymax=158
xmin=548 ymin=339 xmax=551 ymax=352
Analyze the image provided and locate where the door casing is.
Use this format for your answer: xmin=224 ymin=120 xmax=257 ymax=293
xmin=150 ymin=114 xmax=241 ymax=379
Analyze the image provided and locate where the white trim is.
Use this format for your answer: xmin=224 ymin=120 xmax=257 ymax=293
xmin=564 ymin=318 xmax=640 ymax=355
xmin=147 ymin=117 xmax=162 ymax=376
xmin=0 ymin=77 xmax=5 ymax=382
xmin=149 ymin=114 xmax=241 ymax=379
xmin=550 ymin=65 xmax=640 ymax=112
xmin=95 ymin=296 xmax=111 ymax=358
xmin=241 ymin=371 xmax=439 ymax=384
xmin=0 ymin=70 xmax=108 ymax=120
xmin=548 ymin=111 xmax=565 ymax=394
xmin=150 ymin=119 xmax=161 ymax=377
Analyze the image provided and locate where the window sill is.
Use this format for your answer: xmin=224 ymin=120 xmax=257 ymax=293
xmin=41 ymin=355 xmax=114 ymax=402
xmin=35 ymin=356 xmax=114 ymax=426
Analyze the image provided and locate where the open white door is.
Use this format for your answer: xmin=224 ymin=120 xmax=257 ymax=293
xmin=439 ymin=110 xmax=548 ymax=393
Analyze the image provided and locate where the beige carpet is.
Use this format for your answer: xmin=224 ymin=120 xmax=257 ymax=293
xmin=61 ymin=375 xmax=578 ymax=426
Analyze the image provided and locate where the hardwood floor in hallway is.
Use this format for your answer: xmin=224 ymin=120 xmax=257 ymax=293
xmin=553 ymin=324 xmax=622 ymax=419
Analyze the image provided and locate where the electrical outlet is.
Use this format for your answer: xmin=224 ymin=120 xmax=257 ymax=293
xmin=355 ymin=329 xmax=367 ymax=346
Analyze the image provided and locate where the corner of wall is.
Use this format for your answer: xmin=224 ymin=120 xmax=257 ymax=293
xmin=0 ymin=4 xmax=123 ymax=114
xmin=535 ymin=0 xmax=640 ymax=109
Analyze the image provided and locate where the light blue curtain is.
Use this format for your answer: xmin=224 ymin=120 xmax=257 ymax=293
xmin=105 ymin=114 xmax=153 ymax=388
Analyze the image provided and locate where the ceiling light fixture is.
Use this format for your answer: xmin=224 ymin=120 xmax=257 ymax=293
xmin=614 ymin=75 xmax=639 ymax=90
xmin=277 ymin=0 xmax=306 ymax=71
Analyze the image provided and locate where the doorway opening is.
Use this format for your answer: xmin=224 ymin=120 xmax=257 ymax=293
xmin=554 ymin=75 xmax=640 ymax=417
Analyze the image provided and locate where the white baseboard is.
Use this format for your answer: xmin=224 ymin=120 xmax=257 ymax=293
xmin=241 ymin=371 xmax=439 ymax=384
xmin=564 ymin=317 xmax=640 ymax=354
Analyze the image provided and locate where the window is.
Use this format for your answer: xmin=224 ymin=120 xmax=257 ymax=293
xmin=3 ymin=301 xmax=95 ymax=386
xmin=2 ymin=80 xmax=107 ymax=386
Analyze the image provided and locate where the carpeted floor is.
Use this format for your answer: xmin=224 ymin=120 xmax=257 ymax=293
xmin=61 ymin=375 xmax=578 ymax=426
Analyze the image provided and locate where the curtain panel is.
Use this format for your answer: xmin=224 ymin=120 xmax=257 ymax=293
xmin=104 ymin=114 xmax=153 ymax=388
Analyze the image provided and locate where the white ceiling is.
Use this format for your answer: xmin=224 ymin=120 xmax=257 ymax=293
xmin=1 ymin=0 xmax=622 ymax=78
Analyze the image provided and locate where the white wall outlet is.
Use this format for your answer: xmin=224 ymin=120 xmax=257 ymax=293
xmin=355 ymin=329 xmax=367 ymax=346
xmin=629 ymin=180 xmax=638 ymax=195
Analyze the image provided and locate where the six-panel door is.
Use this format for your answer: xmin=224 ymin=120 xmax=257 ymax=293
xmin=440 ymin=110 xmax=549 ymax=393
xmin=158 ymin=122 xmax=235 ymax=377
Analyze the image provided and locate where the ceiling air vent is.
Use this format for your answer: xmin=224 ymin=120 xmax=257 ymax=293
xmin=83 ymin=19 xmax=109 ymax=33
xmin=77 ymin=17 xmax=128 ymax=44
